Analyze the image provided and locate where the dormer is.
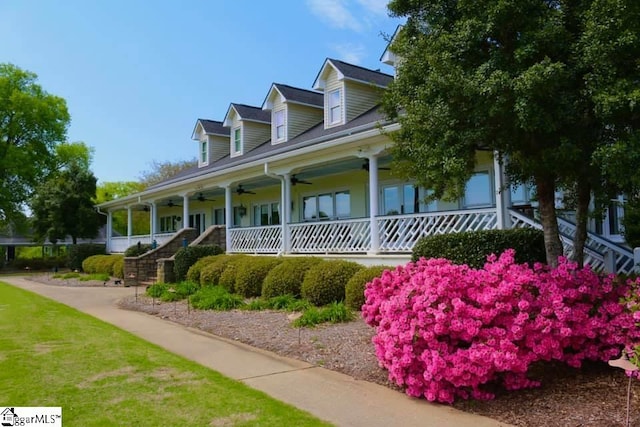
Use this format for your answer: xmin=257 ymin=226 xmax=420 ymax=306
xmin=312 ymin=59 xmax=393 ymax=129
xmin=222 ymin=104 xmax=271 ymax=158
xmin=261 ymin=83 xmax=323 ymax=144
xmin=191 ymin=119 xmax=230 ymax=167
xmin=380 ymin=25 xmax=403 ymax=72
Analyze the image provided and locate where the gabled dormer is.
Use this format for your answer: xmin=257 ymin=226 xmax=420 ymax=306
xmin=191 ymin=119 xmax=230 ymax=167
xmin=222 ymin=104 xmax=271 ymax=158
xmin=380 ymin=25 xmax=403 ymax=72
xmin=312 ymin=58 xmax=394 ymax=129
xmin=261 ymin=83 xmax=323 ymax=144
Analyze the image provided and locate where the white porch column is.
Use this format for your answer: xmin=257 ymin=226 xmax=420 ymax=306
xmin=127 ymin=206 xmax=133 ymax=247
xmin=182 ymin=194 xmax=190 ymax=229
xmin=282 ymin=173 xmax=291 ymax=253
xmin=224 ymin=185 xmax=232 ymax=252
xmin=150 ymin=202 xmax=156 ymax=243
xmin=106 ymin=210 xmax=113 ymax=253
xmin=368 ymin=155 xmax=380 ymax=254
xmin=493 ymin=151 xmax=511 ymax=230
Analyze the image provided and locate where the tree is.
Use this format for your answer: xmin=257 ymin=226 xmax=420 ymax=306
xmin=382 ymin=0 xmax=639 ymax=266
xmin=0 ymin=63 xmax=70 ymax=226
xmin=96 ymin=181 xmax=149 ymax=235
xmin=139 ymin=159 xmax=197 ymax=188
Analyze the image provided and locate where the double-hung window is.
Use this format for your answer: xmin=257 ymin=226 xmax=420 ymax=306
xmin=232 ymin=127 xmax=242 ymax=155
xmin=274 ymin=110 xmax=285 ymax=142
xmin=252 ymin=202 xmax=280 ymax=226
xmin=463 ymin=171 xmax=493 ymax=208
xmin=303 ymin=191 xmax=350 ymax=221
xmin=200 ymin=140 xmax=208 ymax=165
xmin=328 ymin=89 xmax=342 ymax=125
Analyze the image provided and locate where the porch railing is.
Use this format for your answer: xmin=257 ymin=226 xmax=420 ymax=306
xmin=378 ymin=208 xmax=499 ymax=252
xmin=289 ymin=218 xmax=371 ymax=253
xmin=229 ymin=225 xmax=282 ymax=254
xmin=110 ymin=232 xmax=175 ymax=253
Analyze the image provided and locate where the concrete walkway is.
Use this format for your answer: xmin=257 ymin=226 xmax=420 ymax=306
xmin=3 ymin=277 xmax=512 ymax=427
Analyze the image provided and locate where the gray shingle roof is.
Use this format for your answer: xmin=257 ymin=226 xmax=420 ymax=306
xmin=273 ymin=84 xmax=323 ymax=107
xmin=328 ymin=58 xmax=394 ymax=87
xmin=230 ymin=103 xmax=271 ymax=124
xmin=198 ymin=119 xmax=229 ymax=136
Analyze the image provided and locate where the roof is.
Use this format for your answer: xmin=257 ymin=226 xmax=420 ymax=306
xmin=223 ymin=103 xmax=271 ymax=126
xmin=312 ymin=58 xmax=394 ymax=90
xmin=262 ymin=83 xmax=323 ymax=110
xmin=380 ymin=25 xmax=403 ymax=65
xmin=199 ymin=119 xmax=229 ymax=136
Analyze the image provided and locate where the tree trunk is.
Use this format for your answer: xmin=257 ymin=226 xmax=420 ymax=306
xmin=535 ymin=176 xmax=564 ymax=267
xmin=572 ymin=180 xmax=591 ymax=267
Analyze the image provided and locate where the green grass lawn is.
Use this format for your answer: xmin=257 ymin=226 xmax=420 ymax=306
xmin=0 ymin=282 xmax=332 ymax=427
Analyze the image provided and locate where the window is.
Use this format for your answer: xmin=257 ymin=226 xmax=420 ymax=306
xmin=328 ymin=89 xmax=342 ymax=125
xmin=463 ymin=171 xmax=493 ymax=207
xmin=274 ymin=110 xmax=285 ymax=142
xmin=200 ymin=140 xmax=208 ymax=165
xmin=232 ymin=127 xmax=242 ymax=154
xmin=159 ymin=215 xmax=180 ymax=233
xmin=214 ymin=208 xmax=225 ymax=225
xmin=381 ymin=184 xmax=435 ymax=215
xmin=303 ymin=191 xmax=350 ymax=221
xmin=188 ymin=213 xmax=206 ymax=234
xmin=252 ymin=202 xmax=280 ymax=226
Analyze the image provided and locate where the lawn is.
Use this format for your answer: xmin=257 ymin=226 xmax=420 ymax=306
xmin=0 ymin=282 xmax=332 ymax=427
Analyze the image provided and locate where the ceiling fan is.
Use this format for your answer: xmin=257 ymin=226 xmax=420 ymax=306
xmin=290 ymin=175 xmax=312 ymax=186
xmin=166 ymin=200 xmax=182 ymax=208
xmin=196 ymin=192 xmax=215 ymax=202
xmin=236 ymin=185 xmax=256 ymax=195
xmin=362 ymin=159 xmax=391 ymax=172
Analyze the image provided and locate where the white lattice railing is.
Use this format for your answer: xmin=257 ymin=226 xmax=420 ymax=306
xmin=378 ymin=209 xmax=499 ymax=252
xmin=109 ymin=232 xmax=177 ymax=253
xmin=229 ymin=225 xmax=282 ymax=254
xmin=289 ymin=218 xmax=371 ymax=253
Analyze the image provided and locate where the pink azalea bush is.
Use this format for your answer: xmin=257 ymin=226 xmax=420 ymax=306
xmin=362 ymin=249 xmax=640 ymax=403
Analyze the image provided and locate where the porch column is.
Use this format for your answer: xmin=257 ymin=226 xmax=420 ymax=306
xmin=368 ymin=155 xmax=380 ymax=254
xmin=493 ymin=151 xmax=511 ymax=229
xmin=127 ymin=206 xmax=133 ymax=247
xmin=224 ymin=185 xmax=232 ymax=252
xmin=150 ymin=202 xmax=156 ymax=243
xmin=182 ymin=194 xmax=190 ymax=229
xmin=282 ymin=173 xmax=291 ymax=253
xmin=106 ymin=210 xmax=113 ymax=253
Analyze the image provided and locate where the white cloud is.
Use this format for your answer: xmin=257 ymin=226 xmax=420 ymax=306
xmin=355 ymin=0 xmax=389 ymax=16
xmin=332 ymin=43 xmax=367 ymax=64
xmin=306 ymin=0 xmax=364 ymax=32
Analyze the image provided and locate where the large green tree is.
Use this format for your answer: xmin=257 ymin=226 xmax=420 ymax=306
xmin=96 ymin=181 xmax=149 ymax=235
xmin=383 ymin=0 xmax=639 ymax=266
xmin=0 ymin=63 xmax=70 ymax=227
xmin=139 ymin=159 xmax=197 ymax=188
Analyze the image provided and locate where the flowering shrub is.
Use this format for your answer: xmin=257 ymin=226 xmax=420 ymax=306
xmin=362 ymin=250 xmax=640 ymax=403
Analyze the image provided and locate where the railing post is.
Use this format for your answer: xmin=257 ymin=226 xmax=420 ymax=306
xmin=603 ymin=250 xmax=616 ymax=274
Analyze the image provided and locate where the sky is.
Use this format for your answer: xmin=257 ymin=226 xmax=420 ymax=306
xmin=0 ymin=1 xmax=403 ymax=184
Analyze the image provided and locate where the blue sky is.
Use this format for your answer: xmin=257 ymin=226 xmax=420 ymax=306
xmin=0 ymin=1 xmax=402 ymax=184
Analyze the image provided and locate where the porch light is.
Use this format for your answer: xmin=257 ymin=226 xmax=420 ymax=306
xmin=238 ymin=204 xmax=247 ymax=217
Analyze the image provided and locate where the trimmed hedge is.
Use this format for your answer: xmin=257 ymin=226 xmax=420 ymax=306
xmin=234 ymin=257 xmax=283 ymax=298
xmin=173 ymin=245 xmax=224 ymax=282
xmin=67 ymin=244 xmax=105 ymax=271
xmin=345 ymin=265 xmax=390 ymax=310
xmin=186 ymin=255 xmax=221 ymax=283
xmin=124 ymin=243 xmax=152 ymax=257
xmin=262 ymin=257 xmax=322 ymax=299
xmin=411 ymin=228 xmax=546 ymax=268
xmin=82 ymin=255 xmax=124 ymax=277
xmin=200 ymin=255 xmax=246 ymax=288
xmin=10 ymin=257 xmax=66 ymax=271
xmin=301 ymin=260 xmax=363 ymax=306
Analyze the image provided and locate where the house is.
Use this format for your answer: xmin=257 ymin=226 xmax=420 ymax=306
xmin=97 ymin=53 xmax=635 ymax=275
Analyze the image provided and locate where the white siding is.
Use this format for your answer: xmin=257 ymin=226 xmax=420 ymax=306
xmin=345 ymin=81 xmax=382 ymax=122
xmin=288 ymin=104 xmax=323 ymax=139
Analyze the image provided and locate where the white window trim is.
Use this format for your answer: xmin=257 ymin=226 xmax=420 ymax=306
xmin=301 ymin=188 xmax=351 ymax=221
xmin=327 ymin=88 xmax=343 ymax=127
xmin=199 ymin=139 xmax=209 ymax=167
xmin=273 ymin=109 xmax=286 ymax=144
xmin=231 ymin=127 xmax=243 ymax=157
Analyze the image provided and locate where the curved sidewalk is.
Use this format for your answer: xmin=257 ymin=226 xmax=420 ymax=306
xmin=3 ymin=277 xmax=512 ymax=427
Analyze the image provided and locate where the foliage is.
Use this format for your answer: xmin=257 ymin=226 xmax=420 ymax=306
xmin=262 ymin=257 xmax=322 ymax=299
xmin=301 ymin=260 xmax=363 ymax=306
xmin=30 ymin=161 xmax=101 ymax=245
xmin=345 ymin=266 xmax=390 ymax=311
xmin=293 ymin=302 xmax=353 ymax=327
xmin=244 ymin=295 xmax=311 ymax=312
xmin=161 ymin=281 xmax=199 ymax=302
xmin=218 ymin=261 xmax=241 ymax=294
xmin=362 ymin=250 xmax=640 ymax=403
xmin=95 ymin=181 xmax=148 ymax=235
xmin=622 ymin=198 xmax=640 ymax=249
xmin=190 ymin=286 xmax=245 ymax=310
xmin=234 ymin=257 xmax=282 ymax=298
xmin=199 ymin=255 xmax=245 ymax=287
xmin=112 ymin=256 xmax=124 ymax=278
xmin=66 ymin=243 xmax=105 ymax=271
xmin=0 ymin=63 xmax=70 ymax=226
xmin=139 ymin=159 xmax=198 ymax=188
xmin=124 ymin=243 xmax=152 ymax=257
xmin=9 ymin=257 xmax=66 ymax=271
xmin=173 ymin=245 xmax=224 ymax=282
xmin=82 ymin=254 xmax=124 ymax=277
xmin=146 ymin=283 xmax=168 ymax=298
xmin=186 ymin=255 xmax=221 ymax=283
xmin=382 ymin=0 xmax=640 ymax=265
xmin=412 ymin=228 xmax=546 ymax=268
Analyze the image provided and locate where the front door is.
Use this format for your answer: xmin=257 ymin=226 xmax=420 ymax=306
xmin=188 ymin=213 xmax=206 ymax=234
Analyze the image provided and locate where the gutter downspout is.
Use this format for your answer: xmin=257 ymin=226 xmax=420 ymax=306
xmin=95 ymin=207 xmax=110 ymax=253
xmin=138 ymin=197 xmax=154 ymax=245
xmin=265 ymin=163 xmax=288 ymax=255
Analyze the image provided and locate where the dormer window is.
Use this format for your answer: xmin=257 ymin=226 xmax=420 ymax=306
xmin=329 ymin=89 xmax=342 ymax=125
xmin=199 ymin=140 xmax=208 ymax=166
xmin=232 ymin=127 xmax=242 ymax=155
xmin=274 ymin=110 xmax=285 ymax=142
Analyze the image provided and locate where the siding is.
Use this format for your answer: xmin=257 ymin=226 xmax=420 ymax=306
xmin=288 ymin=104 xmax=323 ymax=140
xmin=243 ymin=122 xmax=271 ymax=152
xmin=209 ymin=135 xmax=229 ymax=162
xmin=345 ymin=81 xmax=382 ymax=122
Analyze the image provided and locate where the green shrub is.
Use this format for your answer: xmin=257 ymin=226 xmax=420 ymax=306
xmin=243 ymin=295 xmax=311 ymax=312
xmin=234 ymin=257 xmax=282 ymax=298
xmin=82 ymin=255 xmax=124 ymax=276
xmin=190 ymin=286 xmax=245 ymax=310
xmin=67 ymin=244 xmax=105 ymax=271
xmin=301 ymin=260 xmax=363 ymax=306
xmin=262 ymin=257 xmax=322 ymax=299
xmin=345 ymin=265 xmax=390 ymax=310
xmin=173 ymin=245 xmax=224 ymax=282
xmin=186 ymin=255 xmax=221 ymax=283
xmin=124 ymin=243 xmax=152 ymax=257
xmin=199 ymin=255 xmax=246 ymax=287
xmin=411 ymin=228 xmax=546 ymax=268
xmin=11 ymin=257 xmax=67 ymax=271
xmin=622 ymin=198 xmax=640 ymax=249
xmin=293 ymin=302 xmax=353 ymax=327
xmin=112 ymin=257 xmax=124 ymax=278
xmin=146 ymin=283 xmax=169 ymax=298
